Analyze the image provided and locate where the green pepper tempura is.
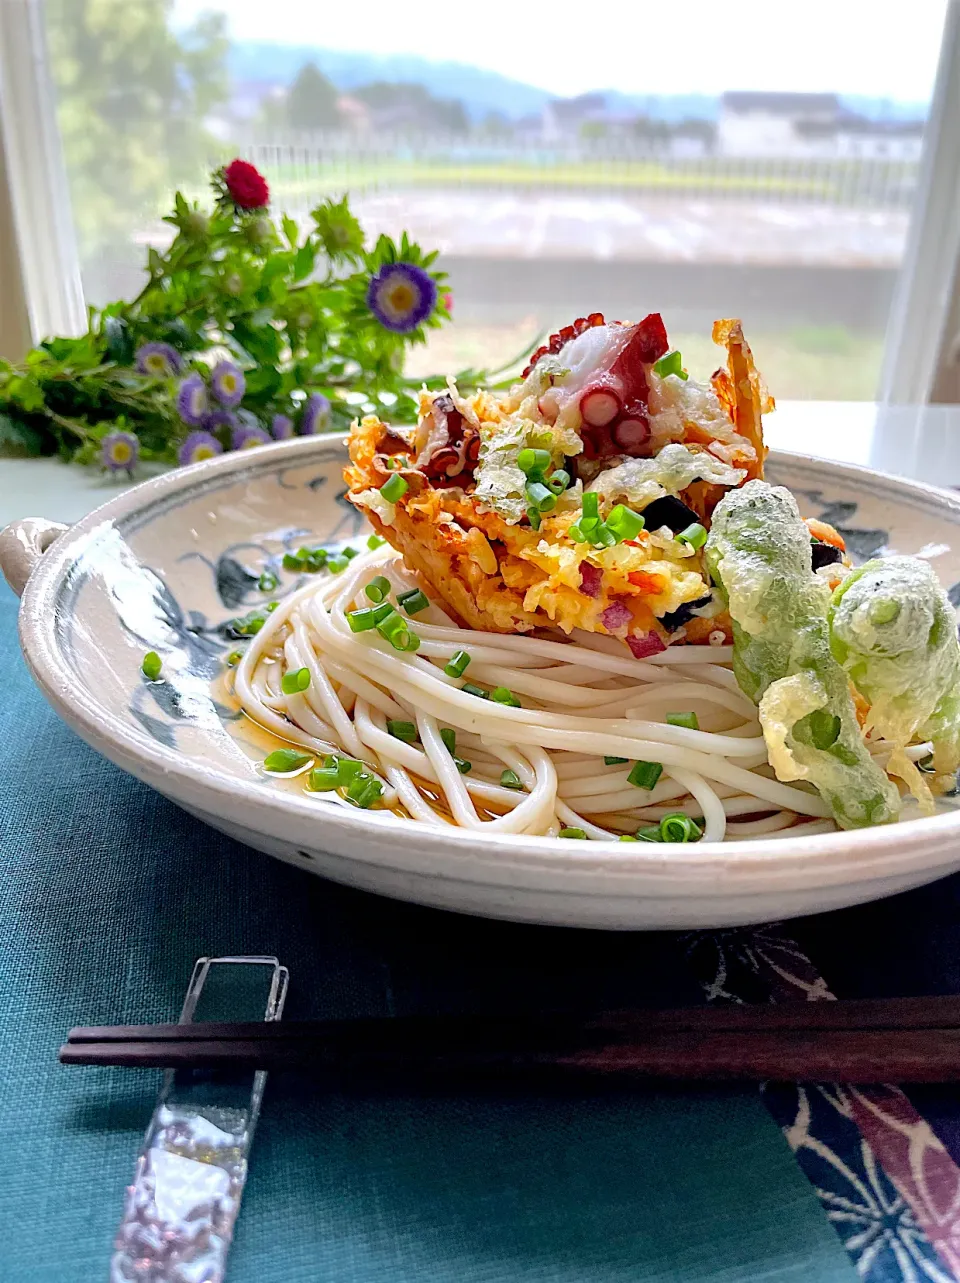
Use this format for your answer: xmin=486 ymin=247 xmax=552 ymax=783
xmin=706 ymin=481 xmax=899 ymax=829
xmin=830 ymin=557 xmax=960 ymax=802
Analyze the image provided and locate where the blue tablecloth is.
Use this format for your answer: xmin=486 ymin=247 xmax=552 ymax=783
xmin=5 ymin=569 xmax=959 ymax=1282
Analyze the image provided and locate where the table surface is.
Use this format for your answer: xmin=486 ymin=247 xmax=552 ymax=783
xmin=5 ymin=407 xmax=960 ymax=1283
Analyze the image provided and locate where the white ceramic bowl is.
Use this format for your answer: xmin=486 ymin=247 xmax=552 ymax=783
xmin=6 ymin=434 xmax=960 ymax=930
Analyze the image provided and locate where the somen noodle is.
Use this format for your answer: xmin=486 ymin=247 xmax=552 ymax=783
xmin=230 ymin=546 xmax=928 ymax=842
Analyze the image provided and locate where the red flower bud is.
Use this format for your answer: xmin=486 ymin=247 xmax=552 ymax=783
xmin=222 ymin=159 xmax=269 ymax=210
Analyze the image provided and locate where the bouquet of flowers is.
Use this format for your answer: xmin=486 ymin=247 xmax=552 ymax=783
xmin=0 ymin=159 xmax=459 ymax=473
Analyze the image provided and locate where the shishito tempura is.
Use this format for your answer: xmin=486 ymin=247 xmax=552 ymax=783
xmin=345 ymin=312 xmax=776 ymax=655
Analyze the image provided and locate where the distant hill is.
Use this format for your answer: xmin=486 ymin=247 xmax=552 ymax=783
xmin=226 ymin=42 xmax=928 ymax=125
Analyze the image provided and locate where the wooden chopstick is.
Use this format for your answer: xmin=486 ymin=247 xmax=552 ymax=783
xmin=58 ymin=996 xmax=960 ymax=1083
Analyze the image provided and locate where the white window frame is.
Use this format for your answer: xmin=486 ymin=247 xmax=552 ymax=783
xmin=1 ymin=0 xmax=959 ymax=400
xmin=880 ymin=0 xmax=960 ymax=403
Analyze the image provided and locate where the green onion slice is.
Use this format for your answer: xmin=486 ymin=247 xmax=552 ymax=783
xmin=367 ymin=533 xmax=386 ymax=549
xmin=347 ymin=607 xmax=378 ymax=632
xmin=500 ymin=769 xmax=523 ymax=789
xmin=604 ymin=755 xmax=629 ymax=766
xmin=652 ymin=349 xmax=688 ymax=381
xmin=518 ymin=447 xmax=551 ymax=477
xmin=380 ymin=473 xmax=408 ymax=503
xmin=306 ymin=766 xmax=339 ymax=791
xmin=659 ymin=813 xmax=702 ymax=843
xmin=365 ymin=575 xmax=391 ymax=603
xmin=666 ymin=711 xmax=699 ymax=731
xmin=281 ymin=667 xmax=311 ymax=695
xmin=628 ymin=760 xmax=663 ymax=790
xmin=398 ymin=587 xmax=429 ymax=615
xmin=582 ymin=492 xmax=599 ymax=522
xmin=606 ymin=505 xmax=645 ymax=543
xmin=454 ymin=757 xmax=472 ymax=774
xmin=444 ymin=650 xmax=471 ymax=678
xmin=258 ymin=570 xmax=279 ymax=592
xmin=461 ymin=683 xmax=488 ymax=698
xmin=387 ymin=719 xmax=418 ymax=742
xmin=676 ymin=523 xmax=707 ymax=550
xmin=440 ymin=728 xmax=456 ymax=754
xmin=264 ymin=748 xmax=312 ymax=773
xmin=491 ymin=686 xmax=521 ymax=708
xmin=558 ymin=827 xmax=587 ymax=839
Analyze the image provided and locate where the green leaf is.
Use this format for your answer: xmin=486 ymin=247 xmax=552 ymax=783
xmin=281 ymin=214 xmax=299 ymax=248
xmin=0 ymin=411 xmax=45 ymax=456
xmin=104 ymin=316 xmax=134 ymax=365
xmin=292 ymin=242 xmax=317 ymax=282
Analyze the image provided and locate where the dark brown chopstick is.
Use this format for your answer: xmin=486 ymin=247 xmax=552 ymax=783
xmin=59 ymin=996 xmax=960 ymax=1083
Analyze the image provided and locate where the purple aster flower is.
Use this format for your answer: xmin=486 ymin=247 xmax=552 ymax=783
xmin=178 ymin=430 xmax=223 ymax=467
xmin=176 ymin=372 xmax=209 ymax=426
xmin=300 ymin=393 xmax=331 ymax=435
xmin=231 ymin=424 xmax=271 ymax=451
xmin=366 ymin=262 xmax=437 ymax=333
xmin=202 ymin=409 xmax=239 ymax=438
xmin=271 ymin=414 xmax=295 ymax=440
xmin=134 ymin=341 xmax=182 ymax=378
xmin=100 ymin=429 xmax=140 ymax=475
xmin=210 ymin=360 xmax=246 ymax=408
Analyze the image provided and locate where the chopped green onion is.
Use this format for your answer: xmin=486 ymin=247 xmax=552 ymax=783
xmin=440 ymin=728 xmax=456 ymax=754
xmin=518 ymin=447 xmax=552 ymax=477
xmin=264 ymin=748 xmax=312 ymax=773
xmin=579 ymin=515 xmax=600 ymax=536
xmin=676 ymin=523 xmax=707 ymax=550
xmin=547 ymin=469 xmax=571 ymax=495
xmin=454 ymin=757 xmax=472 ymax=774
xmin=225 ymin=650 xmax=242 ymax=666
xmin=666 ymin=711 xmax=699 ymax=731
xmin=141 ymin=651 xmax=162 ymax=680
xmin=628 ymin=760 xmax=663 ymax=790
xmin=377 ymin=610 xmax=419 ymax=652
xmin=387 ymin=719 xmax=418 ymax=742
xmin=398 ymin=587 xmax=429 ymax=615
xmin=526 ymin=481 xmax=557 ymax=513
xmin=619 ymin=835 xmax=639 ymax=842
xmin=306 ymin=766 xmax=339 ymax=791
xmin=371 ymin=601 xmax=394 ymax=624
xmin=304 ymin=549 xmax=328 ymax=571
xmin=228 ymin=610 xmax=265 ymax=637
xmin=491 ymin=686 xmax=521 ymax=708
xmin=365 ymin=575 xmax=391 ymax=603
xmin=282 ymin=553 xmax=304 ymax=572
xmin=380 ymin=473 xmax=408 ymax=503
xmin=604 ymin=755 xmax=629 ymax=766
xmin=280 ymin=667 xmax=311 ymax=695
xmin=659 ymin=813 xmax=702 ymax=843
xmin=582 ymin=492 xmax=599 ymax=522
xmin=341 ymin=546 xmax=359 ymax=560
xmin=367 ymin=533 xmax=386 ymax=549
xmin=567 ymin=523 xmax=585 ymax=543
xmin=258 ymin=570 xmax=279 ymax=592
xmin=328 ymin=755 xmax=364 ymax=784
xmin=266 ymin=601 xmax=279 ymax=613
xmin=295 ymin=546 xmax=314 ymax=561
xmin=346 ymin=607 xmax=378 ymax=632
xmin=652 ymin=349 xmax=688 ymax=381
xmin=606 ymin=505 xmax=645 ymax=543
xmin=527 ymin=508 xmax=542 ymax=531
xmin=869 ymin=598 xmax=901 ymax=625
xmin=462 ymin=683 xmax=488 ymax=698
xmin=444 ymin=650 xmax=471 ymax=678
xmin=327 ymin=555 xmax=349 ymax=574
xmin=635 ymin=825 xmax=663 ymax=842
xmin=500 ymin=769 xmax=523 ymax=789
xmin=346 ymin=773 xmax=383 ymax=808
xmin=592 ymin=524 xmax=616 ymax=549
xmin=558 ymin=827 xmax=587 ymax=840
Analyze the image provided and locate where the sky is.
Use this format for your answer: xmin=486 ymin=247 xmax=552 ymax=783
xmin=172 ymin=0 xmax=949 ymax=101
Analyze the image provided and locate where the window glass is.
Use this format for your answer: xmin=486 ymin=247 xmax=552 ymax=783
xmin=44 ymin=0 xmax=949 ymax=399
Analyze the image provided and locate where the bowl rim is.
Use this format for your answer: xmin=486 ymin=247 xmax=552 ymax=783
xmin=16 ymin=433 xmax=960 ymax=881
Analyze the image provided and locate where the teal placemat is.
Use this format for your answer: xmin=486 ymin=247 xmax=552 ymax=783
xmin=0 ymin=580 xmax=855 ymax=1282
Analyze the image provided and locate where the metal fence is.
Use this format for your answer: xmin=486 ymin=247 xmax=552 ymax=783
xmin=240 ymin=131 xmax=919 ymax=210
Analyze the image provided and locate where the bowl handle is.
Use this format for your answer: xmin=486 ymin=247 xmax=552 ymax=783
xmin=0 ymin=517 xmax=68 ymax=597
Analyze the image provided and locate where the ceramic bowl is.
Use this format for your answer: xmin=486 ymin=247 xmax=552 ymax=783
xmin=5 ymin=434 xmax=960 ymax=930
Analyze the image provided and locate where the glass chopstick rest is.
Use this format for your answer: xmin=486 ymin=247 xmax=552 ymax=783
xmin=110 ymin=955 xmax=289 ymax=1283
